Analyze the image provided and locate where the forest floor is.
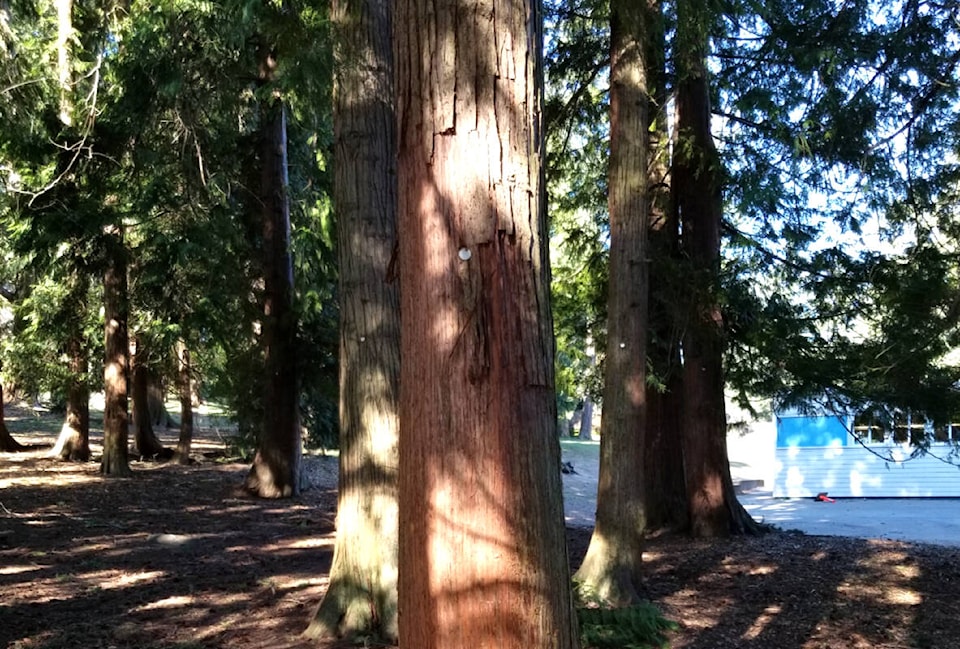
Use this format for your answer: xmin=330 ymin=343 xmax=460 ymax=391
xmin=3 ymin=405 xmax=960 ymax=649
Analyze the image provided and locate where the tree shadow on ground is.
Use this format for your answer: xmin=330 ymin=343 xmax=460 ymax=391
xmin=0 ymin=447 xmax=338 ymax=649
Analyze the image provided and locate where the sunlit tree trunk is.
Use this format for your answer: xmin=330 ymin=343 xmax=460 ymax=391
xmin=572 ymin=0 xmax=650 ymax=606
xmin=243 ymin=42 xmax=301 ymax=498
xmin=643 ymin=0 xmax=687 ymax=532
xmin=173 ymin=340 xmax=193 ymax=465
xmin=394 ymin=1 xmax=580 ymax=647
xmin=51 ymin=292 xmax=91 ymax=461
xmin=101 ymin=226 xmax=131 ymax=476
xmin=305 ymin=0 xmax=400 ymax=642
xmin=55 ymin=0 xmax=72 ymax=125
xmin=675 ymin=0 xmax=758 ymax=536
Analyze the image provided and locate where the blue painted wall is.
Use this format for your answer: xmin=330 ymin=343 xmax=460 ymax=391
xmin=776 ymin=415 xmax=848 ymax=448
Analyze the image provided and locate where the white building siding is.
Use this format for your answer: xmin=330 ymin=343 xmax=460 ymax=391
xmin=774 ymin=445 xmax=960 ymax=497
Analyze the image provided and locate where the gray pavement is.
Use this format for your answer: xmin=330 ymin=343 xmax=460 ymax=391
xmin=740 ymin=490 xmax=960 ymax=548
xmin=561 ymin=436 xmax=960 ymax=548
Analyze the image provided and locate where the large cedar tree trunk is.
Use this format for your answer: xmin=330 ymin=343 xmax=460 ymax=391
xmin=101 ymin=228 xmax=132 ymax=476
xmin=174 ymin=341 xmax=193 ymax=465
xmin=51 ymin=327 xmax=91 ymax=461
xmin=642 ymin=0 xmax=687 ymax=532
xmin=394 ymin=1 xmax=580 ymax=646
xmin=131 ymin=335 xmax=168 ymax=460
xmin=572 ymin=0 xmax=650 ymax=606
xmin=675 ymin=0 xmax=759 ymax=536
xmin=305 ymin=0 xmax=400 ymax=642
xmin=243 ymin=45 xmax=301 ymax=498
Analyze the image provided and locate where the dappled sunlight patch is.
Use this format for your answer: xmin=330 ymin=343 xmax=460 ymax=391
xmin=0 ymin=563 xmax=46 ymax=575
xmin=885 ymin=586 xmax=922 ymax=606
xmin=93 ymin=569 xmax=166 ymax=590
xmin=274 ymin=533 xmax=335 ymax=550
xmin=133 ymin=594 xmax=197 ymax=611
xmin=741 ymin=604 xmax=782 ymax=640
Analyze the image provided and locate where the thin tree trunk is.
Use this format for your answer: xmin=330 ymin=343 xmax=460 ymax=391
xmin=55 ymin=0 xmax=72 ymax=125
xmin=675 ymin=0 xmax=759 ymax=537
xmin=643 ymin=0 xmax=687 ymax=532
xmin=395 ymin=0 xmax=580 ymax=646
xmin=174 ymin=340 xmax=193 ymax=465
xmin=578 ymin=395 xmax=594 ymax=440
xmin=51 ymin=328 xmax=90 ymax=461
xmin=131 ymin=334 xmax=168 ymax=460
xmin=101 ymin=226 xmax=131 ymax=476
xmin=572 ymin=0 xmax=650 ymax=607
xmin=305 ymin=0 xmax=400 ymax=641
xmin=243 ymin=42 xmax=301 ymax=498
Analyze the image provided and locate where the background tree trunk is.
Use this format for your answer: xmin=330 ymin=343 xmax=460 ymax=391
xmin=0 ymin=378 xmax=26 ymax=452
xmin=131 ymin=335 xmax=168 ymax=459
xmin=578 ymin=395 xmax=594 ymax=439
xmin=573 ymin=0 xmax=650 ymax=606
xmin=394 ymin=0 xmax=580 ymax=646
xmin=101 ymin=227 xmax=131 ymax=476
xmin=643 ymin=0 xmax=687 ymax=532
xmin=51 ymin=330 xmax=90 ymax=461
xmin=174 ymin=340 xmax=193 ymax=464
xmin=243 ymin=43 xmax=301 ymax=498
xmin=675 ymin=0 xmax=758 ymax=536
xmin=306 ymin=0 xmax=400 ymax=641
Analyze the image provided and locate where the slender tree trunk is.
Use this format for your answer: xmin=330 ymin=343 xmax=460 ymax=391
xmin=131 ymin=336 xmax=168 ymax=459
xmin=174 ymin=340 xmax=193 ymax=464
xmin=573 ymin=0 xmax=650 ymax=607
xmin=306 ymin=0 xmax=400 ymax=642
xmin=643 ymin=0 xmax=687 ymax=532
xmin=243 ymin=43 xmax=301 ymax=498
xmin=675 ymin=0 xmax=759 ymax=537
xmin=55 ymin=0 xmax=72 ymax=125
xmin=578 ymin=395 xmax=594 ymax=439
xmin=0 ymin=378 xmax=26 ymax=452
xmin=51 ymin=329 xmax=90 ymax=461
xmin=101 ymin=226 xmax=131 ymax=476
xmin=394 ymin=1 xmax=580 ymax=647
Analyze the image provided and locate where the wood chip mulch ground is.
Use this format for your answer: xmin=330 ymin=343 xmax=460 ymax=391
xmin=3 ymin=439 xmax=959 ymax=649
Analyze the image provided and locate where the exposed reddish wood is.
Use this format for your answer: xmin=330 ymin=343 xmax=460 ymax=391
xmin=394 ymin=0 xmax=580 ymax=646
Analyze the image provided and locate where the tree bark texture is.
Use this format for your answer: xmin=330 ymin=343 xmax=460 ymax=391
xmin=244 ymin=45 xmax=301 ymax=498
xmin=642 ymin=0 xmax=687 ymax=532
xmin=573 ymin=0 xmax=650 ymax=606
xmin=131 ymin=335 xmax=168 ymax=459
xmin=306 ymin=0 xmax=400 ymax=641
xmin=51 ymin=327 xmax=90 ymax=461
xmin=174 ymin=340 xmax=193 ymax=464
xmin=675 ymin=0 xmax=758 ymax=537
xmin=394 ymin=1 xmax=580 ymax=647
xmin=101 ymin=227 xmax=131 ymax=476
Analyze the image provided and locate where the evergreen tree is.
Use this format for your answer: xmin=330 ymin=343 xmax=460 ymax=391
xmin=306 ymin=0 xmax=399 ymax=641
xmin=394 ymin=0 xmax=581 ymax=645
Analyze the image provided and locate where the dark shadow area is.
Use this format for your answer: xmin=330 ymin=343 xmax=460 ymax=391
xmin=568 ymin=524 xmax=960 ymax=649
xmin=0 ymin=445 xmax=338 ymax=649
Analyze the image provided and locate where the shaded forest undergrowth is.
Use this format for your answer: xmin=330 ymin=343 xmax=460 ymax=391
xmin=3 ymin=411 xmax=960 ymax=648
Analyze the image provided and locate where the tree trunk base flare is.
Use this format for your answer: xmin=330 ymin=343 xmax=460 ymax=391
xmin=50 ymin=422 xmax=90 ymax=462
xmin=100 ymin=447 xmax=133 ymax=477
xmin=243 ymin=449 xmax=299 ymax=498
xmin=573 ymin=541 xmax=645 ymax=607
xmin=305 ymin=579 xmax=398 ymax=643
xmin=0 ymin=424 xmax=26 ymax=452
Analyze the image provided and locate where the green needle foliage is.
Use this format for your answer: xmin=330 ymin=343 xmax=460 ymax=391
xmin=577 ymin=602 xmax=678 ymax=649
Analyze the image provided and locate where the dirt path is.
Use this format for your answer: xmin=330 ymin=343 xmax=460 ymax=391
xmin=3 ymin=426 xmax=960 ymax=648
